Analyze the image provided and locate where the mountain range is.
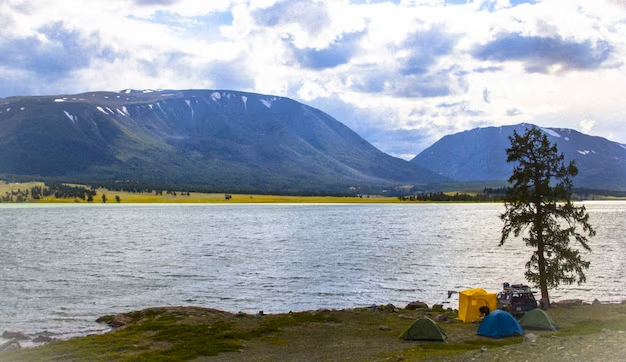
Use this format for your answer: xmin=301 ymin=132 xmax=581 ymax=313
xmin=0 ymin=89 xmax=447 ymax=193
xmin=1 ymin=89 xmax=625 ymax=192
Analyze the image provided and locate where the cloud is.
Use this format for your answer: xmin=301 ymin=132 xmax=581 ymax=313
xmin=482 ymin=88 xmax=490 ymax=103
xmin=133 ymin=0 xmax=181 ymax=6
xmin=473 ymin=66 xmax=503 ymax=73
xmin=137 ymin=51 xmax=189 ymax=78
xmin=304 ymin=96 xmax=434 ymax=159
xmin=398 ymin=26 xmax=460 ymax=75
xmin=580 ymin=119 xmax=596 ymax=133
xmin=344 ymin=25 xmax=463 ymax=97
xmin=471 ymin=33 xmax=615 ymax=73
xmin=506 ymin=108 xmax=521 ymax=116
xmin=252 ymin=0 xmax=330 ymax=35
xmin=351 ymin=68 xmax=461 ymax=98
xmin=201 ymin=58 xmax=255 ymax=91
xmin=289 ymin=30 xmax=366 ymax=70
xmin=0 ymin=22 xmax=119 ymax=81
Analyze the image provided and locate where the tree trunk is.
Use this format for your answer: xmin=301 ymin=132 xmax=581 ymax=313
xmin=537 ymin=239 xmax=550 ymax=308
xmin=536 ymin=200 xmax=550 ymax=308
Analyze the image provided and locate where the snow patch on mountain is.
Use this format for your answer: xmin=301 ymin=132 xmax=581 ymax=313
xmin=242 ymin=96 xmax=247 ymax=110
xmin=185 ymin=100 xmax=194 ymax=119
xmin=96 ymin=106 xmax=108 ymax=115
xmin=565 ymin=137 xmax=570 ymax=141
xmin=261 ymin=97 xmax=277 ymax=109
xmin=578 ymin=150 xmax=591 ymax=155
xmin=63 ymin=110 xmax=76 ymax=123
xmin=621 ymin=144 xmax=626 ymax=150
xmin=211 ymin=92 xmax=221 ymax=101
xmin=54 ymin=99 xmax=65 ymax=102
xmin=106 ymin=107 xmax=114 ymax=114
xmin=541 ymin=127 xmax=561 ymax=138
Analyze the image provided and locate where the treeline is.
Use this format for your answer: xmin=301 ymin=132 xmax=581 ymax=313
xmin=397 ymin=191 xmax=504 ymax=202
xmin=0 ymin=188 xmax=29 ymax=203
xmin=31 ymin=184 xmax=97 ymax=200
xmin=0 ymin=184 xmax=97 ymax=203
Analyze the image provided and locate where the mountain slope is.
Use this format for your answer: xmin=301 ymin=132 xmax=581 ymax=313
xmin=0 ymin=89 xmax=447 ymax=192
xmin=410 ymin=123 xmax=626 ymax=190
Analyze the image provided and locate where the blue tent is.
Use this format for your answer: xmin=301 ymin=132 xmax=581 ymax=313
xmin=477 ymin=310 xmax=524 ymax=338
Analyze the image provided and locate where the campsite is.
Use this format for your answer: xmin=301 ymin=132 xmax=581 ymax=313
xmin=2 ymin=296 xmax=625 ymax=361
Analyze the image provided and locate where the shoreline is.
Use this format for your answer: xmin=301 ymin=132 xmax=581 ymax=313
xmin=2 ymin=300 xmax=625 ymax=361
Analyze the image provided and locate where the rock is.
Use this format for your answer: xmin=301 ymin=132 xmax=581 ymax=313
xmin=379 ymin=325 xmax=391 ymax=331
xmin=96 ymin=314 xmax=132 ymax=328
xmin=380 ymin=304 xmax=397 ymax=312
xmin=33 ymin=335 xmax=54 ymax=343
xmin=2 ymin=331 xmax=29 ymax=340
xmin=592 ymin=298 xmax=602 ymax=306
xmin=480 ymin=346 xmax=487 ymax=353
xmin=0 ymin=339 xmax=21 ymax=353
xmin=435 ymin=314 xmax=448 ymax=322
xmin=431 ymin=304 xmax=444 ymax=311
xmin=553 ymin=299 xmax=583 ymax=307
xmin=405 ymin=301 xmax=428 ymax=310
xmin=524 ymin=333 xmax=538 ymax=343
xmin=601 ymin=328 xmax=612 ymax=334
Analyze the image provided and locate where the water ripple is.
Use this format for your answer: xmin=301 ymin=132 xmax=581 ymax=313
xmin=0 ymin=201 xmax=623 ymax=338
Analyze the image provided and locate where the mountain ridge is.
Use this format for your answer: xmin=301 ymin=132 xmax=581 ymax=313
xmin=411 ymin=123 xmax=626 ymax=191
xmin=0 ymin=89 xmax=448 ymax=193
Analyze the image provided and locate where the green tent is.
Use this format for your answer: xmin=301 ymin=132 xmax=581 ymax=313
xmin=519 ymin=309 xmax=559 ymax=331
xmin=400 ymin=317 xmax=447 ymax=341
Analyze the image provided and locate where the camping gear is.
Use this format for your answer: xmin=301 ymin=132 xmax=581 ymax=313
xmin=458 ymin=288 xmax=498 ymax=323
xmin=400 ymin=317 xmax=447 ymax=341
xmin=477 ymin=309 xmax=524 ymax=338
xmin=519 ymin=309 xmax=559 ymax=331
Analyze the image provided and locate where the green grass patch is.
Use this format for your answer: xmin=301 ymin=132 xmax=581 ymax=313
xmin=1 ymin=310 xmax=341 ymax=361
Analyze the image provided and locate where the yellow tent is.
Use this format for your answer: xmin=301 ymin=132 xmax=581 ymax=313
xmin=458 ymin=288 xmax=497 ymax=323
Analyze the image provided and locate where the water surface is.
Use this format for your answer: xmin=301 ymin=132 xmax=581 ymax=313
xmin=0 ymin=202 xmax=623 ymax=341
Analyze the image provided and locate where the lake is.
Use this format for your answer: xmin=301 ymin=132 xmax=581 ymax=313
xmin=0 ymin=201 xmax=624 ymax=343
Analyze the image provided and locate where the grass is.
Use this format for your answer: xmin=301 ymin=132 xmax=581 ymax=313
xmin=3 ymin=303 xmax=625 ymax=361
xmin=26 ymin=184 xmax=406 ymax=204
xmin=0 ymin=181 xmax=45 ymax=195
xmin=34 ymin=190 xmax=405 ymax=204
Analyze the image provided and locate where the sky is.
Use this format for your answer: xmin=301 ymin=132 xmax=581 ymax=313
xmin=1 ymin=0 xmax=625 ymax=159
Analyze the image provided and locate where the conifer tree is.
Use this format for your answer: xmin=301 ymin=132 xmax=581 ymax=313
xmin=500 ymin=126 xmax=595 ymax=307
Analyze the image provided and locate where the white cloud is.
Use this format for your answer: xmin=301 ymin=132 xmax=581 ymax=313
xmin=0 ymin=0 xmax=625 ymax=157
xmin=580 ymin=119 xmax=597 ymax=134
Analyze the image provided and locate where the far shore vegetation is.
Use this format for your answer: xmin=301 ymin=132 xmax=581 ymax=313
xmin=1 ymin=180 xmax=625 ymax=204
